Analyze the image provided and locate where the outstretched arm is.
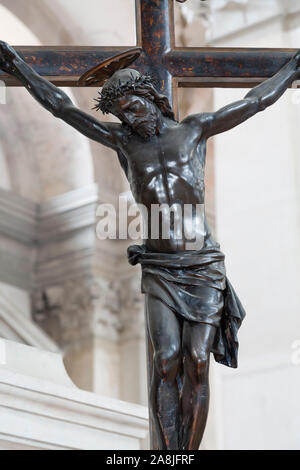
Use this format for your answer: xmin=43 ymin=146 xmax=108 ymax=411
xmin=0 ymin=41 xmax=120 ymax=150
xmin=188 ymin=50 xmax=300 ymax=138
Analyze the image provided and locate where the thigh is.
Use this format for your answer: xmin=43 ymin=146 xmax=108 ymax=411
xmin=182 ymin=322 xmax=217 ymax=360
xmin=146 ymin=294 xmax=181 ymax=354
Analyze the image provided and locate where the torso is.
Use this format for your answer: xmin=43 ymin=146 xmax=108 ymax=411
xmin=118 ymin=119 xmax=217 ymax=252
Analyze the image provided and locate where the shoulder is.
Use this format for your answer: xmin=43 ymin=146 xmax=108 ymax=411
xmin=104 ymin=122 xmax=126 ymax=146
xmin=105 ymin=121 xmax=123 ymax=136
xmin=180 ymin=113 xmax=214 ymax=136
xmin=181 ymin=112 xmax=213 ymax=126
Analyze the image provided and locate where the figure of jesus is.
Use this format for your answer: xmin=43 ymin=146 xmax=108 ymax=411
xmin=1 ymin=41 xmax=299 ymax=450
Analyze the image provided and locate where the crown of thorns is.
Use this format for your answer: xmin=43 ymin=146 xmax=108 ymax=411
xmin=93 ymin=74 xmax=153 ymax=114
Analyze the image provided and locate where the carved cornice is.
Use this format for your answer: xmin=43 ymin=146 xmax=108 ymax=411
xmin=118 ymin=275 xmax=145 ymax=342
xmin=0 ymin=187 xmax=37 ymax=245
xmin=179 ymin=0 xmax=300 ymax=44
xmin=33 ymin=278 xmax=99 ymax=346
xmin=38 ymin=184 xmax=99 ymax=242
xmin=93 ymin=278 xmax=123 ymax=342
xmin=0 ymin=185 xmax=101 ymax=291
xmin=0 ymin=244 xmax=35 ymax=291
xmin=0 ymin=184 xmax=144 ymax=346
xmin=36 ymin=184 xmax=99 ymax=290
xmin=0 ymin=188 xmax=37 ymax=290
xmin=32 ymin=274 xmax=145 ymax=346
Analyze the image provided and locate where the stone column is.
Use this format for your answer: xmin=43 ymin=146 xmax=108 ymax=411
xmin=32 ymin=242 xmax=147 ymax=404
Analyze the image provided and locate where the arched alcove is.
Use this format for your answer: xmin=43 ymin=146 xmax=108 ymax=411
xmin=0 ymin=2 xmax=95 ymax=202
xmin=0 ymin=0 xmax=133 ymax=204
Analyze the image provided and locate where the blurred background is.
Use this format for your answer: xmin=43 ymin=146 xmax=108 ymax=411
xmin=0 ymin=0 xmax=299 ymax=450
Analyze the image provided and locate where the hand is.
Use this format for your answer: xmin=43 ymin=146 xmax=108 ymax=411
xmin=0 ymin=41 xmax=19 ymax=74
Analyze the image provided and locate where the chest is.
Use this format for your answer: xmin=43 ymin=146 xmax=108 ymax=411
xmin=122 ymin=125 xmax=206 ymax=178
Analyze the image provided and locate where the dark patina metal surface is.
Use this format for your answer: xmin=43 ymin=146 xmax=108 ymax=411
xmin=0 ymin=0 xmax=298 ymax=102
xmin=0 ymin=0 xmax=299 ymax=451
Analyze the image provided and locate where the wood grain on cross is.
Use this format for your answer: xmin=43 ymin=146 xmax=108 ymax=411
xmin=0 ymin=0 xmax=298 ymax=114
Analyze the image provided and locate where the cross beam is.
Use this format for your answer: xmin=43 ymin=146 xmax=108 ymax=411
xmin=1 ymin=0 xmax=297 ymax=451
xmin=0 ymin=0 xmax=298 ymax=109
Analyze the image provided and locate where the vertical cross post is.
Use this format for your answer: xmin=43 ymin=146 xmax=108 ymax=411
xmin=0 ymin=0 xmax=299 ymax=450
xmin=136 ymin=0 xmax=176 ymax=108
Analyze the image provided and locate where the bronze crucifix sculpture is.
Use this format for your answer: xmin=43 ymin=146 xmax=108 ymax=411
xmin=1 ymin=0 xmax=300 ymax=451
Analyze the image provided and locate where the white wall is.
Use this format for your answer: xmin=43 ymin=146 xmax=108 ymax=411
xmin=1 ymin=0 xmax=299 ymax=449
xmin=0 ymin=146 xmax=11 ymax=191
xmin=0 ymin=0 xmax=145 ymax=408
xmin=211 ymin=16 xmax=300 ymax=450
xmin=53 ymin=0 xmax=136 ymax=46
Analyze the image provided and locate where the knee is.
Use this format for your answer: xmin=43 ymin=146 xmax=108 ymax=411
xmin=153 ymin=345 xmax=180 ymax=381
xmin=188 ymin=349 xmax=210 ymax=377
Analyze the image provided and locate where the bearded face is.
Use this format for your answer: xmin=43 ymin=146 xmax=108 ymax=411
xmin=111 ymin=94 xmax=159 ymax=140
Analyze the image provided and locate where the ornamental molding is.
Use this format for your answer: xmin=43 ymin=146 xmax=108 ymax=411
xmin=0 ymin=187 xmax=37 ymax=245
xmin=179 ymin=0 xmax=249 ymax=25
xmin=0 ymin=185 xmax=143 ymax=347
xmin=178 ymin=0 xmax=300 ymax=44
xmin=0 ymin=339 xmax=148 ymax=450
xmin=118 ymin=275 xmax=145 ymax=342
xmin=0 ymin=184 xmax=130 ymax=291
xmin=32 ymin=273 xmax=145 ymax=346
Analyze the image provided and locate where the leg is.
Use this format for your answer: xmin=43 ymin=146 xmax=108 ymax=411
xmin=181 ymin=322 xmax=217 ymax=450
xmin=146 ymin=295 xmax=181 ymax=450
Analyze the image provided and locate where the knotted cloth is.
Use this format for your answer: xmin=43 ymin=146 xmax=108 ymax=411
xmin=128 ymin=244 xmax=246 ymax=368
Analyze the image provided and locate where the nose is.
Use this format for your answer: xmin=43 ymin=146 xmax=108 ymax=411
xmin=124 ymin=112 xmax=135 ymax=125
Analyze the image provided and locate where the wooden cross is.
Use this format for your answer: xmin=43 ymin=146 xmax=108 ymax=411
xmin=1 ymin=0 xmax=298 ymax=118
xmin=1 ymin=0 xmax=298 ymax=449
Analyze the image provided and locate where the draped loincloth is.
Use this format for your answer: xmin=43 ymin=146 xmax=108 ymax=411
xmin=128 ymin=244 xmax=246 ymax=368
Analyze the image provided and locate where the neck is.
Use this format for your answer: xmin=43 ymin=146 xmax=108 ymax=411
xmin=156 ymin=112 xmax=170 ymax=135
